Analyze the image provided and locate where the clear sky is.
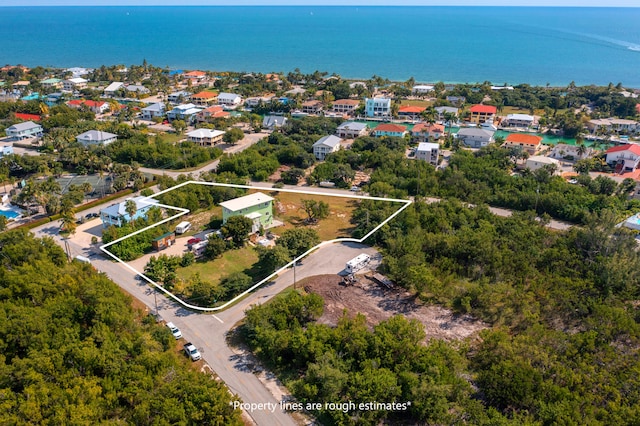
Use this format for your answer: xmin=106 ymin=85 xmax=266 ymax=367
xmin=1 ymin=0 xmax=638 ymax=6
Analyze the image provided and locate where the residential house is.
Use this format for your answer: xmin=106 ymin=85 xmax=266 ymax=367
xmin=372 ymin=123 xmax=408 ymax=138
xmin=125 ymin=85 xmax=150 ymax=95
xmin=456 ymin=128 xmax=495 ymax=148
xmin=183 ymin=70 xmax=207 ymax=82
xmin=491 ymin=85 xmax=514 ymax=91
xmin=166 ymin=103 xmax=203 ymax=123
xmin=549 ymin=143 xmax=592 ymax=161
xmin=526 ymin=156 xmax=560 ymax=172
xmin=220 ymin=192 xmax=274 ymax=233
xmin=469 ymin=104 xmax=497 ymax=124
xmin=152 ymin=231 xmax=176 ymax=251
xmin=5 ymin=121 xmax=43 ymax=140
xmin=168 ymin=91 xmax=191 ymax=104
xmin=196 ymin=105 xmax=230 ymax=123
xmin=301 ymin=100 xmax=323 ymax=115
xmin=605 ymin=144 xmax=640 ymax=172
xmin=349 ymin=81 xmax=367 ymax=90
xmin=587 ymin=118 xmax=639 ymax=135
xmin=217 ymin=92 xmax=242 ymax=108
xmin=313 ymin=135 xmax=342 ymax=160
xmin=190 ymin=91 xmax=218 ymax=106
xmin=12 ymin=81 xmax=31 ymax=93
xmin=76 ymin=130 xmax=118 ymax=146
xmin=435 ymin=106 xmax=459 ymax=121
xmin=0 ymin=144 xmax=14 ymax=158
xmin=67 ymin=99 xmax=110 ymax=114
xmin=412 ymin=123 xmax=445 ymax=142
xmin=40 ymin=78 xmax=62 ymax=90
xmin=186 ymin=129 xmax=225 ymax=146
xmin=245 ymin=95 xmax=274 ymax=108
xmin=62 ymin=78 xmax=88 ymax=92
xmin=141 ymin=103 xmax=166 ymax=120
xmin=412 ymin=85 xmax=434 ymax=94
xmin=99 ymin=196 xmax=154 ymax=228
xmin=415 ymin=142 xmax=440 ymax=166
xmin=65 ymin=67 xmax=91 ymax=78
xmin=445 ymin=96 xmax=465 ymax=106
xmin=503 ymin=113 xmax=536 ymax=128
xmin=104 ymin=82 xmax=125 ymax=97
xmin=13 ymin=113 xmax=41 ymax=122
xmin=398 ymin=105 xmax=425 ymax=120
xmin=365 ymin=97 xmax=391 ymax=117
xmin=262 ymin=115 xmax=288 ymax=130
xmin=332 ymin=99 xmax=360 ymax=115
xmin=503 ymin=133 xmax=543 ymax=155
xmin=285 ymin=87 xmax=306 ymax=96
xmin=335 ymin=122 xmax=368 ymax=139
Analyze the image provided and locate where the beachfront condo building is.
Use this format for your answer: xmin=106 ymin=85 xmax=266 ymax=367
xmin=365 ymin=97 xmax=391 ymax=118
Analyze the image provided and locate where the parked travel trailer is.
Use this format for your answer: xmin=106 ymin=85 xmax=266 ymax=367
xmin=175 ymin=221 xmax=192 ymax=234
xmin=345 ymin=253 xmax=370 ymax=274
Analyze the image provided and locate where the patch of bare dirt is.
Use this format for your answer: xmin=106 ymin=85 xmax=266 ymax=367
xmin=303 ymin=274 xmax=488 ymax=342
xmin=268 ymin=165 xmax=291 ymax=182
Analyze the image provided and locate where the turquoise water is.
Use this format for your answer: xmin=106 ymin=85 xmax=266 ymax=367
xmin=1 ymin=7 xmax=640 ymax=87
xmin=0 ymin=209 xmax=20 ymax=219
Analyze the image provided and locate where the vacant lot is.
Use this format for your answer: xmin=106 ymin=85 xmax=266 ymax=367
xmin=303 ymin=274 xmax=488 ymax=342
xmin=175 ymin=246 xmax=259 ymax=288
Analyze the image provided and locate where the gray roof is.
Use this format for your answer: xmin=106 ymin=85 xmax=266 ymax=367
xmin=76 ymin=130 xmax=117 ymax=142
xmin=7 ymin=121 xmax=41 ymax=132
xmin=142 ymin=102 xmax=165 ymax=112
xmin=313 ymin=135 xmax=342 ymax=148
xmin=263 ymin=115 xmax=287 ymax=127
xmin=435 ymin=106 xmax=458 ymax=114
xmin=457 ymin=128 xmax=495 ymax=138
xmin=337 ymin=122 xmax=367 ymax=131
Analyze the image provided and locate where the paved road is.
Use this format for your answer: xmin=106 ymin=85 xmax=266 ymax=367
xmin=139 ymin=131 xmax=269 ymax=179
xmin=32 ymin=211 xmax=378 ymax=426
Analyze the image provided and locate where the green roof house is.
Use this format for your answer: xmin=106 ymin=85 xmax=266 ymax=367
xmin=220 ymin=192 xmax=274 ymax=233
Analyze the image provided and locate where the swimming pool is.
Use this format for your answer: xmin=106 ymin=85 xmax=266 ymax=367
xmin=0 ymin=209 xmax=20 ymax=219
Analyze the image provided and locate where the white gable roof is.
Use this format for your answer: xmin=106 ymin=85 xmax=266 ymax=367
xmin=219 ymin=192 xmax=274 ymax=212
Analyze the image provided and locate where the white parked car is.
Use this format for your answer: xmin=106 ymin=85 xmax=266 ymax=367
xmin=166 ymin=322 xmax=182 ymax=339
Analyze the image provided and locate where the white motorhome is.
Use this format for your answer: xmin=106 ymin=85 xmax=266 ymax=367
xmin=345 ymin=253 xmax=370 ymax=274
xmin=175 ymin=221 xmax=192 ymax=234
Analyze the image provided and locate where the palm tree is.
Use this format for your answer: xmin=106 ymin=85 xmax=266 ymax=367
xmin=576 ymin=142 xmax=588 ymax=159
xmin=125 ymin=199 xmax=138 ymax=224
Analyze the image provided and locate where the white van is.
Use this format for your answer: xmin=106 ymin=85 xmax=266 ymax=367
xmin=175 ymin=221 xmax=192 ymax=234
xmin=74 ymin=255 xmax=91 ymax=264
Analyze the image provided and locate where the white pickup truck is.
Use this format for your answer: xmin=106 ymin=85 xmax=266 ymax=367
xmin=183 ymin=342 xmax=201 ymax=361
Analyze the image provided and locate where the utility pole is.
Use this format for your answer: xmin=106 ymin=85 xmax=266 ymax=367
xmin=153 ymin=287 xmax=159 ymax=318
xmin=292 ymin=255 xmax=297 ymax=290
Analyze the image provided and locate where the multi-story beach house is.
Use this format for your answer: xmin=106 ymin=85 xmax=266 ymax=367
xmin=313 ymin=135 xmax=342 ymax=160
xmin=183 ymin=70 xmax=207 ymax=82
xmin=220 ymin=192 xmax=274 ymax=233
xmin=412 ymin=85 xmax=434 ymax=95
xmin=196 ymin=105 xmax=230 ymax=123
xmin=40 ymin=78 xmax=62 ymax=90
xmin=76 ymin=130 xmax=118 ymax=146
xmin=67 ymin=99 xmax=110 ymax=114
xmin=415 ymin=142 xmax=440 ymax=166
xmin=456 ymin=128 xmax=495 ymax=148
xmin=6 ymin=121 xmax=43 ymax=140
xmin=99 ymin=196 xmax=154 ymax=228
xmin=217 ymin=92 xmax=242 ymax=108
xmin=301 ymin=100 xmax=324 ymax=115
xmin=332 ymin=99 xmax=360 ymax=115
xmin=168 ymin=91 xmax=191 ymax=104
xmin=587 ymin=118 xmax=639 ymax=135
xmin=503 ymin=113 xmax=536 ymax=128
xmin=605 ymin=144 xmax=640 ymax=173
xmin=262 ymin=115 xmax=288 ymax=130
xmin=62 ymin=78 xmax=88 ymax=92
xmin=502 ymin=133 xmax=543 ymax=155
xmin=372 ymin=123 xmax=408 ymax=138
xmin=435 ymin=106 xmax=459 ymax=121
xmin=398 ymin=105 xmax=425 ymax=121
xmin=411 ymin=123 xmax=445 ymax=142
xmin=469 ymin=104 xmax=497 ymax=124
xmin=365 ymin=97 xmax=391 ymax=118
xmin=335 ymin=122 xmax=368 ymax=139
xmin=167 ymin=103 xmax=203 ymax=123
xmin=141 ymin=103 xmax=166 ymax=120
xmin=186 ymin=129 xmax=225 ymax=146
xmin=190 ymin=91 xmax=218 ymax=106
xmin=104 ymin=82 xmax=125 ymax=97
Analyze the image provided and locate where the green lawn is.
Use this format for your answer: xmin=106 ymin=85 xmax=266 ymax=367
xmin=399 ymin=99 xmax=433 ymax=107
xmin=176 ymin=246 xmax=259 ymax=286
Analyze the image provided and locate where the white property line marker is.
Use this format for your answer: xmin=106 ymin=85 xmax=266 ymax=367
xmin=100 ymin=182 xmax=412 ymax=313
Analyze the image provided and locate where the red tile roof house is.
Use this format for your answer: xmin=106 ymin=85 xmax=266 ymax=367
xmin=398 ymin=105 xmax=426 ymax=120
xmin=67 ymin=99 xmax=110 ymax=114
xmin=605 ymin=144 xmax=640 ymax=174
xmin=196 ymin=105 xmax=230 ymax=122
xmin=469 ymin=104 xmax=497 ymax=124
xmin=411 ymin=123 xmax=445 ymax=142
xmin=502 ymin=133 xmax=543 ymax=155
xmin=373 ymin=123 xmax=408 ymax=138
xmin=14 ymin=112 xmax=41 ymax=122
xmin=183 ymin=70 xmax=207 ymax=81
xmin=190 ymin=91 xmax=218 ymax=106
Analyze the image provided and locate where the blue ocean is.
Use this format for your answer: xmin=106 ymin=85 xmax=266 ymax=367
xmin=1 ymin=6 xmax=640 ymax=87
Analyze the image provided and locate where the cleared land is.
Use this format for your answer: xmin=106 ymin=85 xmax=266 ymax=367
xmin=175 ymin=246 xmax=259 ymax=289
xmin=303 ymin=274 xmax=487 ymax=342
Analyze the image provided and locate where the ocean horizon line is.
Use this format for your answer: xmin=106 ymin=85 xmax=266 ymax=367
xmin=1 ymin=4 xmax=639 ymax=8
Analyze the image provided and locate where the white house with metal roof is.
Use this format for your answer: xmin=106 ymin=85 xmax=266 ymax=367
xmin=99 ymin=196 xmax=156 ymax=228
xmin=456 ymin=128 xmax=495 ymax=148
xmin=416 ymin=142 xmax=440 ymax=166
xmin=104 ymin=82 xmax=125 ymax=97
xmin=503 ymin=113 xmax=536 ymax=128
xmin=335 ymin=122 xmax=368 ymax=139
xmin=76 ymin=130 xmax=118 ymax=146
xmin=166 ymin=103 xmax=203 ymax=123
xmin=220 ymin=192 xmax=274 ymax=232
xmin=217 ymin=92 xmax=242 ymax=107
xmin=186 ymin=129 xmax=225 ymax=146
xmin=313 ymin=135 xmax=343 ymax=160
xmin=6 ymin=121 xmax=43 ymax=140
xmin=62 ymin=77 xmax=88 ymax=92
xmin=141 ymin=103 xmax=166 ymax=120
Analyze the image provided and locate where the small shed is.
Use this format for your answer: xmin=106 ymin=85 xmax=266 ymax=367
xmin=152 ymin=231 xmax=175 ymax=251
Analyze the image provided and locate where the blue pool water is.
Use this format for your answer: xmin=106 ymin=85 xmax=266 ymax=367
xmin=0 ymin=209 xmax=20 ymax=219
